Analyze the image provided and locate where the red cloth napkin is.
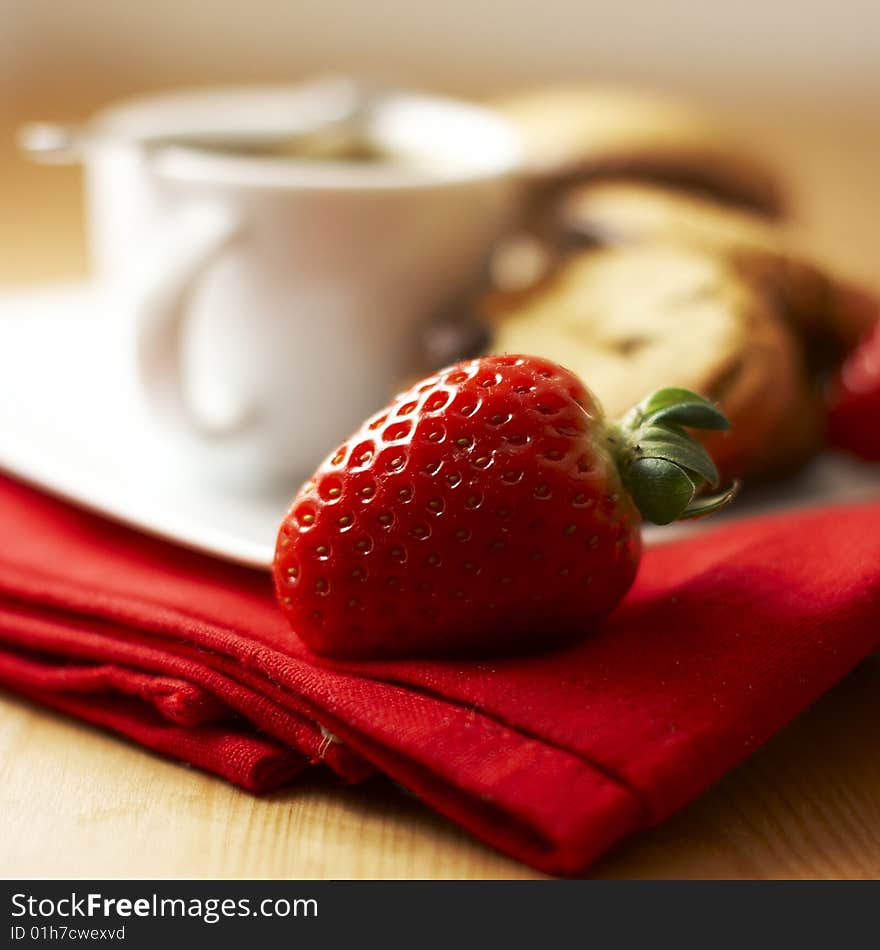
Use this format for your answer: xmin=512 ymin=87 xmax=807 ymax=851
xmin=1 ymin=473 xmax=878 ymax=875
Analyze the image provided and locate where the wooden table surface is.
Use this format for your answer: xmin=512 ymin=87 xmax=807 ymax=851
xmin=1 ymin=89 xmax=879 ymax=879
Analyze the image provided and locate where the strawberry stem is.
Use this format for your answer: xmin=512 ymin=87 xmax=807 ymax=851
xmin=610 ymin=388 xmax=739 ymax=525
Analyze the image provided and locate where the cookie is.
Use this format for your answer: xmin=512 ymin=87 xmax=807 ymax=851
xmin=485 ymin=244 xmax=821 ymax=481
xmin=493 ymin=84 xmax=785 ymax=216
xmin=559 ymin=181 xmax=879 ymax=354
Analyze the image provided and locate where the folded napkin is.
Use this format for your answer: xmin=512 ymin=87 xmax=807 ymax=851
xmin=1 ymin=473 xmax=878 ymax=874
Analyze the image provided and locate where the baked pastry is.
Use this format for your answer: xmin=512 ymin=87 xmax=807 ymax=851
xmin=485 ymin=244 xmax=821 ymax=481
xmin=493 ymin=84 xmax=785 ymax=216
xmin=558 ymin=181 xmax=878 ymax=353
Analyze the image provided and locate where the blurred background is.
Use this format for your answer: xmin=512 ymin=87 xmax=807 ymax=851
xmin=2 ymin=0 xmax=878 ymax=284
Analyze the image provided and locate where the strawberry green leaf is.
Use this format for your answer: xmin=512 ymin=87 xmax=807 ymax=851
xmin=637 ymin=387 xmax=729 ymax=431
xmin=680 ymin=482 xmax=741 ymax=520
xmin=625 ymin=457 xmax=698 ymax=526
xmin=635 ymin=425 xmax=720 ymax=488
xmin=611 ymin=387 xmax=736 ymax=525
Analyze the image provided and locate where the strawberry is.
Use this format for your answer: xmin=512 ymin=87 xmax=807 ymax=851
xmin=827 ymin=320 xmax=880 ymax=461
xmin=274 ymin=355 xmax=735 ymax=658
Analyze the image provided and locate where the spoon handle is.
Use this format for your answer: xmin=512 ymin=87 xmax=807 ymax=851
xmin=18 ymin=75 xmax=373 ymax=165
xmin=17 ymin=122 xmax=84 ymax=164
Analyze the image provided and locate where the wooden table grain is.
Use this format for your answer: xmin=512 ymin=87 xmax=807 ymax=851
xmin=1 ymin=89 xmax=879 ymax=879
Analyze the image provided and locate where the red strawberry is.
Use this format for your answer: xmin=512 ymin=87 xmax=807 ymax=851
xmin=827 ymin=320 xmax=880 ymax=461
xmin=274 ymin=355 xmax=735 ymax=658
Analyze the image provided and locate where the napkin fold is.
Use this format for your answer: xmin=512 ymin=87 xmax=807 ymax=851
xmin=1 ymin=473 xmax=878 ymax=874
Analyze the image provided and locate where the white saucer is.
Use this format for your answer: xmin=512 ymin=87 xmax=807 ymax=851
xmin=1 ymin=283 xmax=877 ymax=570
xmin=0 ymin=283 xmax=289 ymax=569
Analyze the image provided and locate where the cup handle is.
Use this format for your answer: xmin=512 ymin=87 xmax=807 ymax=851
xmin=131 ymin=199 xmax=250 ymax=438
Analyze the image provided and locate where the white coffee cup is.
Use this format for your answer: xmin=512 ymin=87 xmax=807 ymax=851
xmin=23 ymin=82 xmax=522 ymax=490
